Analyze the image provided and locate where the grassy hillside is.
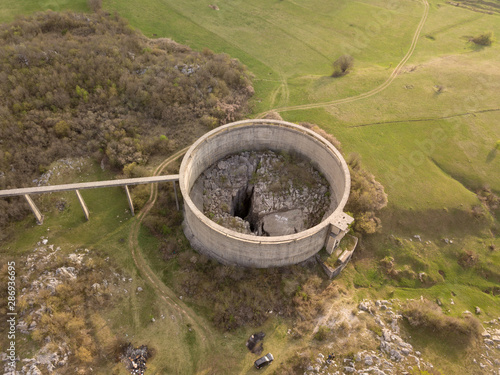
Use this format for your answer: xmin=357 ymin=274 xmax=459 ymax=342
xmin=101 ymin=0 xmax=500 ymax=207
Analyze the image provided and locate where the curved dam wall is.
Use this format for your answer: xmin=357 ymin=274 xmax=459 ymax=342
xmin=179 ymin=119 xmax=352 ymax=267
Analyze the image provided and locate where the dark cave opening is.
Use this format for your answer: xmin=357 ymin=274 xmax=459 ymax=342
xmin=233 ymin=185 xmax=256 ymax=231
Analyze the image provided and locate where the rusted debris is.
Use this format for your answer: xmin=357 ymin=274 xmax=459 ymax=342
xmin=121 ymin=344 xmax=151 ymax=375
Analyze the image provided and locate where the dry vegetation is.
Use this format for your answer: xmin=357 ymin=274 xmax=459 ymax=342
xmin=143 ymin=185 xmax=331 ymax=332
xmin=0 ymin=11 xmax=253 ymax=238
xmin=345 ymin=154 xmax=388 ymax=234
xmin=0 ymin=249 xmax=126 ymax=371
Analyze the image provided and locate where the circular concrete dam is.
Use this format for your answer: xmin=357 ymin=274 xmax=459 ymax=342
xmin=179 ymin=119 xmax=352 ymax=267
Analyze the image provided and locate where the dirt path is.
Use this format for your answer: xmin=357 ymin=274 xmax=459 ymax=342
xmin=124 ymin=1 xmax=430 ymax=368
xmin=127 ymin=147 xmax=216 ymax=372
xmin=259 ymin=0 xmax=429 ymax=116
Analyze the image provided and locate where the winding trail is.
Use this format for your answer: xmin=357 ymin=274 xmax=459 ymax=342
xmin=127 ymin=146 xmax=215 ymax=372
xmin=124 ymin=0 xmax=430 ymax=369
xmin=259 ymin=0 xmax=429 ymax=116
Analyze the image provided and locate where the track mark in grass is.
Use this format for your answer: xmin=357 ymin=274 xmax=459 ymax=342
xmin=349 ymin=108 xmax=500 ymax=128
xmin=259 ymin=0 xmax=430 ymax=116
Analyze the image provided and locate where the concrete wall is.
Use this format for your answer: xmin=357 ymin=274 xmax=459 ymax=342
xmin=179 ymin=119 xmax=352 ymax=267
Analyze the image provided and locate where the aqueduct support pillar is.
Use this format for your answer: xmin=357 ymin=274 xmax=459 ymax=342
xmin=173 ymin=181 xmax=179 ymax=211
xmin=124 ymin=185 xmax=135 ymax=216
xmin=75 ymin=189 xmax=89 ymax=220
xmin=24 ymin=194 xmax=43 ymax=225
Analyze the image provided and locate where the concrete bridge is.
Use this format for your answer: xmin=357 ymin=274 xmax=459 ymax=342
xmin=0 ymin=175 xmax=180 ymax=224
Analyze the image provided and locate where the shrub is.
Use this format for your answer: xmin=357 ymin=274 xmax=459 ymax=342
xmin=131 ymin=184 xmax=151 ymax=211
xmin=470 ymin=31 xmax=493 ymax=46
xmin=457 ymin=250 xmax=478 ymax=268
xmin=346 ymin=153 xmax=388 ymax=234
xmin=332 ymin=54 xmax=354 ymax=77
xmin=314 ymin=325 xmax=330 ymax=341
xmin=54 ymin=120 xmax=70 ymax=137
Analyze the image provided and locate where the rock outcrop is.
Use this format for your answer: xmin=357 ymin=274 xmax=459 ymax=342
xmin=196 ymin=150 xmax=332 ymax=236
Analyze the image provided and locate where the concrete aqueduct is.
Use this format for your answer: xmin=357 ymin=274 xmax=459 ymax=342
xmin=0 ymin=119 xmax=353 ymax=268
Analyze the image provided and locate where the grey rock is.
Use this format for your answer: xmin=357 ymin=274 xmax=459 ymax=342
xmin=198 ymin=150 xmax=331 ymax=237
xmin=359 ymin=302 xmax=370 ymax=312
xmin=261 ymin=209 xmax=304 ymax=236
xmin=27 ymin=364 xmax=43 ymax=375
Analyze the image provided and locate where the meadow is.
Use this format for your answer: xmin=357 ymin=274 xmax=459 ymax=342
xmin=0 ymin=0 xmax=499 ymax=373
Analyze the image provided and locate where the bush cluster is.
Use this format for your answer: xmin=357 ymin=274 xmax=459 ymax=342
xmin=402 ymin=300 xmax=482 ymax=341
xmin=470 ymin=31 xmax=494 ymax=46
xmin=331 ymin=54 xmax=354 ymax=77
xmin=345 ymin=154 xmax=388 ymax=234
xmin=0 ymin=11 xmax=253 ymax=237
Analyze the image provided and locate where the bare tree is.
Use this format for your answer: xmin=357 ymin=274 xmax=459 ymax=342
xmin=332 ymin=55 xmax=354 ymax=77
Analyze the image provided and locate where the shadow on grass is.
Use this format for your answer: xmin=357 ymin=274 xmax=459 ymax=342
xmin=486 ymin=148 xmax=497 ymax=163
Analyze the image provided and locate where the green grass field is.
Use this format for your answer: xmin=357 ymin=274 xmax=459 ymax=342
xmin=0 ymin=0 xmax=499 ymax=373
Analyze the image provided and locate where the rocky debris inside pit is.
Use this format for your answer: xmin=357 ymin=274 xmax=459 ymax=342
xmin=121 ymin=344 xmax=151 ymax=375
xmin=196 ymin=150 xmax=332 ymax=236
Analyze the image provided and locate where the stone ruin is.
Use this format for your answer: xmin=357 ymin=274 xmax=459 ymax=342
xmin=193 ymin=150 xmax=332 ymax=236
